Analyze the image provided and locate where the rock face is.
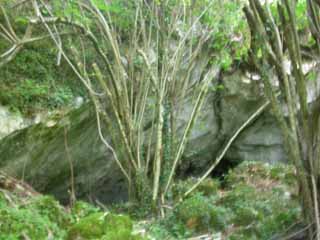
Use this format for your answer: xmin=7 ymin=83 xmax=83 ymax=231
xmin=181 ymin=69 xmax=287 ymax=177
xmin=225 ymin=113 xmax=286 ymax=164
xmin=0 ymin=68 xmax=319 ymax=204
xmin=220 ymin=70 xmax=287 ymax=165
xmin=0 ymin=106 xmax=127 ymax=204
xmin=0 ymin=105 xmax=31 ymax=140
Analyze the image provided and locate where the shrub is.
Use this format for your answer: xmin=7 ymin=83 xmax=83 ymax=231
xmin=28 ymin=196 xmax=70 ymax=227
xmin=174 ymin=193 xmax=230 ymax=232
xmin=67 ymin=212 xmax=107 ymax=239
xmin=222 ymin=162 xmax=301 ymax=239
xmin=67 ymin=212 xmax=144 ymax=240
xmin=172 ymin=178 xmax=220 ymax=200
xmin=0 ymin=200 xmax=66 ymax=239
xmin=71 ymin=200 xmax=100 ymax=221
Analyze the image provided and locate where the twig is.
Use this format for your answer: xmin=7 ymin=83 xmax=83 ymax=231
xmin=64 ymin=126 xmax=76 ymax=207
xmin=183 ymin=97 xmax=274 ymax=198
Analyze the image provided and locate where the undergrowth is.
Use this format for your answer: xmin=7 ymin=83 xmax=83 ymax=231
xmin=0 ymin=40 xmax=85 ymax=115
xmin=147 ymin=161 xmax=301 ymax=240
xmin=0 ymin=193 xmax=145 ymax=240
xmin=0 ymin=161 xmax=301 ymax=239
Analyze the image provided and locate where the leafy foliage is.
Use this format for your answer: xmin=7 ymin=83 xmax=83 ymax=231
xmin=0 ymin=195 xmax=68 ymax=239
xmin=269 ymin=0 xmax=308 ymax=30
xmin=53 ymin=0 xmax=136 ymax=35
xmin=0 ymin=193 xmax=145 ymax=240
xmin=146 ymin=161 xmax=301 ymax=239
xmin=172 ymin=178 xmax=220 ymax=200
xmin=0 ymin=41 xmax=81 ymax=114
xmin=222 ymin=162 xmax=300 ymax=239
xmin=0 ymin=161 xmax=301 ymax=240
xmin=52 ymin=0 xmax=250 ymax=72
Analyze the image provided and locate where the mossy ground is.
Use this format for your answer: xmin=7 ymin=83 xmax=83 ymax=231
xmin=0 ymin=161 xmax=301 ymax=239
xmin=0 ymin=193 xmax=145 ymax=240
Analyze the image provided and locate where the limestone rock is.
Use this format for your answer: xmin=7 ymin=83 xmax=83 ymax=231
xmin=0 ymin=105 xmax=127 ymax=204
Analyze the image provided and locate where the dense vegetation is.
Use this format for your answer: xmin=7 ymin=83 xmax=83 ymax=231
xmin=0 ymin=162 xmax=300 ymax=239
xmin=0 ymin=26 xmax=83 ymax=114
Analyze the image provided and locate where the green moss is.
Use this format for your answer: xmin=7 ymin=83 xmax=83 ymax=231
xmin=0 ymin=78 xmax=75 ymax=114
xmin=67 ymin=212 xmax=107 ymax=239
xmin=67 ymin=212 xmax=141 ymax=240
xmin=105 ymin=213 xmax=133 ymax=231
xmin=0 ymin=194 xmax=69 ymax=239
xmin=0 ymin=191 xmax=142 ymax=240
xmin=0 ymin=159 xmax=301 ymax=240
xmin=0 ymin=201 xmax=66 ymax=239
xmin=28 ymin=196 xmax=70 ymax=227
xmin=0 ymin=37 xmax=84 ymax=114
xmin=71 ymin=200 xmax=100 ymax=221
xmin=103 ymin=213 xmax=147 ymax=240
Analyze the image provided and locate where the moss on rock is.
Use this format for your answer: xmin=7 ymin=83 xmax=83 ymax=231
xmin=67 ymin=212 xmax=144 ymax=240
xmin=67 ymin=212 xmax=107 ymax=239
